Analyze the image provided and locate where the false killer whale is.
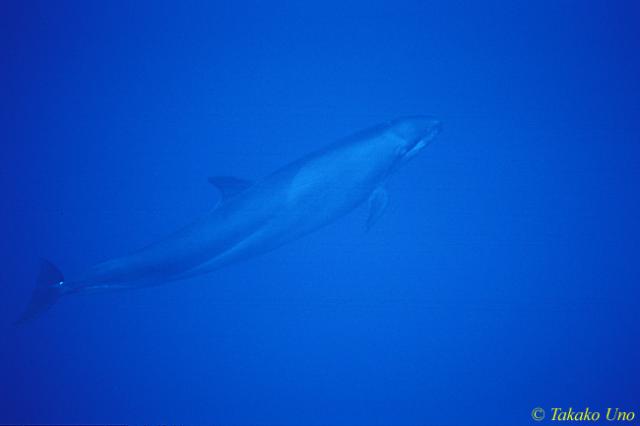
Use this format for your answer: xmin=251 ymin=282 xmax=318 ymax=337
xmin=17 ymin=116 xmax=442 ymax=323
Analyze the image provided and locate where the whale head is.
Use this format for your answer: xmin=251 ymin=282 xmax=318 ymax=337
xmin=388 ymin=115 xmax=442 ymax=162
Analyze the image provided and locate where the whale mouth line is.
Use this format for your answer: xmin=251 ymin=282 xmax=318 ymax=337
xmin=405 ymin=139 xmax=428 ymax=158
xmin=404 ymin=122 xmax=442 ymax=158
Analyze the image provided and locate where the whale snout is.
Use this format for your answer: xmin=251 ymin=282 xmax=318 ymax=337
xmin=390 ymin=115 xmax=442 ymax=142
xmin=389 ymin=116 xmax=442 ymax=161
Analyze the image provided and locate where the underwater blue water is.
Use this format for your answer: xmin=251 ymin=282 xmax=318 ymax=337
xmin=2 ymin=1 xmax=640 ymax=424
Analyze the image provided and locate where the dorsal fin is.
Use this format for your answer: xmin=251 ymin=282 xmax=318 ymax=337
xmin=208 ymin=176 xmax=253 ymax=200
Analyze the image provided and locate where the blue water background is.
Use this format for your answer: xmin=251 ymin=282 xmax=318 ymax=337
xmin=2 ymin=1 xmax=639 ymax=424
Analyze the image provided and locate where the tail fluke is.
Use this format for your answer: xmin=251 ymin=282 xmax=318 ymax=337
xmin=14 ymin=259 xmax=65 ymax=325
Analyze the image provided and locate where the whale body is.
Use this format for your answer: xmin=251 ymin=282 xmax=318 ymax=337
xmin=17 ymin=116 xmax=442 ymax=323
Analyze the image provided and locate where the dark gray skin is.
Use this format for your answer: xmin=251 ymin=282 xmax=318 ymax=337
xmin=17 ymin=116 xmax=441 ymax=322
